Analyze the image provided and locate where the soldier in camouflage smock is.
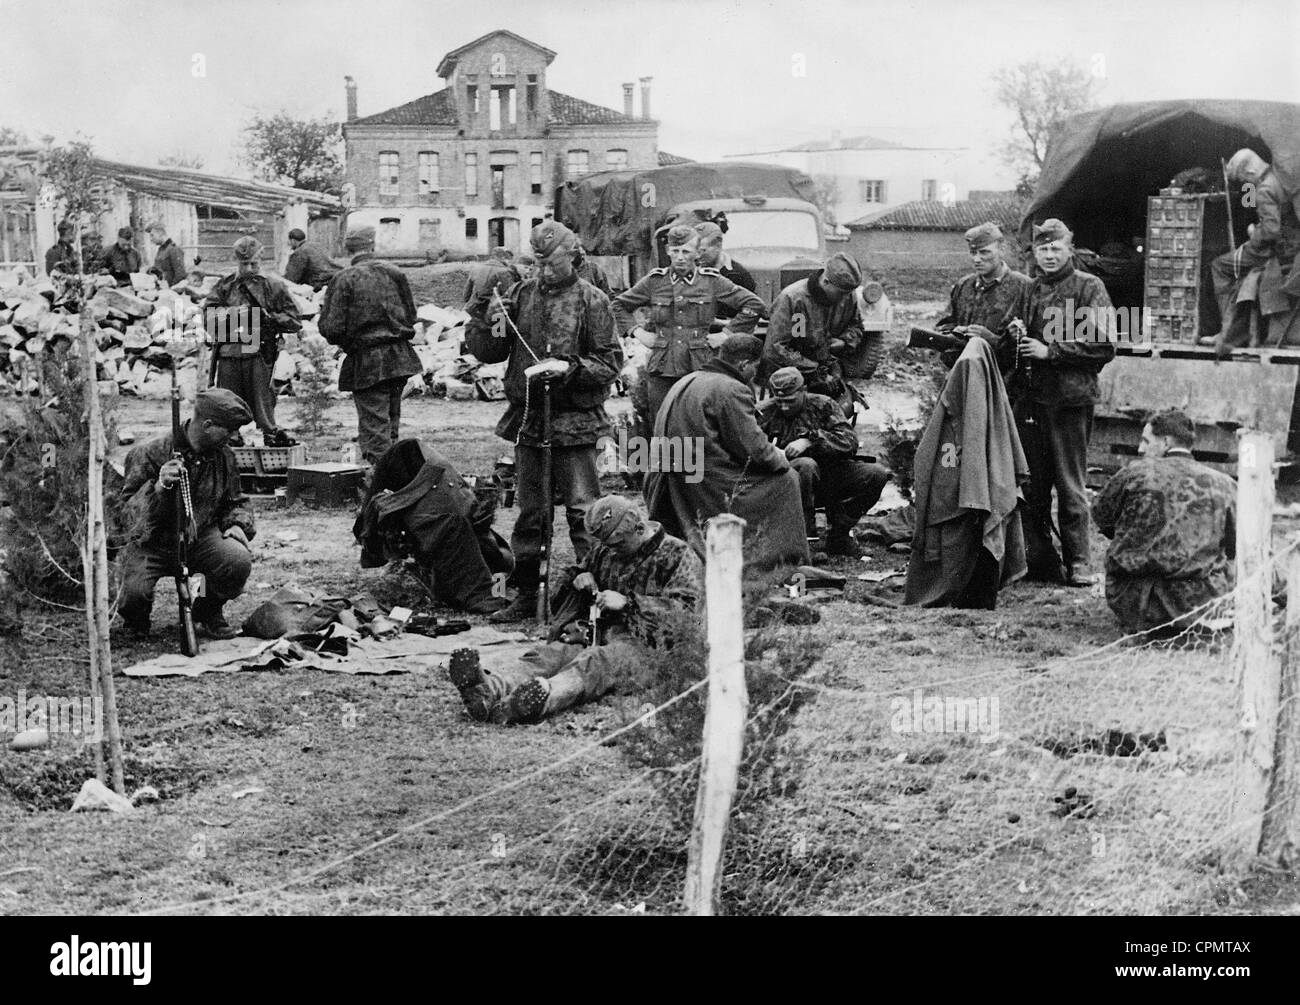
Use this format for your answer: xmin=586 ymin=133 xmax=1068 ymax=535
xmin=1092 ymin=410 xmax=1236 ymax=635
xmin=465 ymin=221 xmax=623 ymax=621
xmin=936 ymin=222 xmax=1032 ymax=373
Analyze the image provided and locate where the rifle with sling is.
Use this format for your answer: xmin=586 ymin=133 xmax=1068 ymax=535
xmin=170 ymin=366 xmax=199 ymax=657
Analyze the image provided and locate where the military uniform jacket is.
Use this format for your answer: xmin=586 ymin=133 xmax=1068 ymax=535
xmin=936 ymin=266 xmax=1033 ymax=371
xmin=1093 ymin=453 xmax=1235 ymax=585
xmin=149 ymin=240 xmax=188 ymax=287
xmin=561 ymin=525 xmax=703 ymax=644
xmin=319 ymin=255 xmax=422 ymax=392
xmin=44 ymin=240 xmax=81 ymax=276
xmin=204 ymin=272 xmax=302 ymax=362
xmin=611 ymin=266 xmax=763 ymax=378
xmin=762 ymin=270 xmax=863 ymax=382
xmin=1247 ymin=167 xmax=1300 ymax=268
xmin=465 ymin=272 xmax=622 ymax=447
xmin=756 ymin=392 xmax=859 ymax=459
xmin=120 ymin=421 xmax=255 ymax=552
xmin=1018 ymin=263 xmax=1116 ymax=407
xmin=284 ymin=243 xmax=341 ymax=290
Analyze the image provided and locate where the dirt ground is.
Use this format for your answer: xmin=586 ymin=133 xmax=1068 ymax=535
xmin=2 ymin=317 xmax=1297 ymax=916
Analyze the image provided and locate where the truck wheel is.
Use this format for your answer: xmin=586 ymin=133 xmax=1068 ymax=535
xmin=849 ymin=329 xmax=886 ymax=380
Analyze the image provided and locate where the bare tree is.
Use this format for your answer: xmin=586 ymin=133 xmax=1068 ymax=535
xmin=993 ymin=61 xmax=1096 ymax=191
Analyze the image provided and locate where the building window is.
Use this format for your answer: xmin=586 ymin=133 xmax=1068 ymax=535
xmin=526 ymin=75 xmax=538 ymax=116
xmin=921 ymin=179 xmax=937 ymax=201
xmin=418 ymin=152 xmax=439 ymax=195
xmin=465 ymin=218 xmax=478 ymax=240
xmin=606 ymin=149 xmax=628 ymax=170
xmin=379 ymin=152 xmax=400 ymax=195
xmin=859 ymin=179 xmax=886 ymax=203
xmin=465 ymin=153 xmax=478 ymax=198
xmin=530 ymin=152 xmax=543 ymax=195
xmin=467 ymin=81 xmax=480 ymax=116
xmin=567 ymin=150 xmax=590 ymax=179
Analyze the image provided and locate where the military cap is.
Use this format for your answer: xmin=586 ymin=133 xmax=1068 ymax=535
xmin=193 ymin=388 xmax=253 ymax=431
xmin=1032 ymin=218 xmax=1072 ymax=245
xmin=584 ymin=494 xmax=642 ymax=541
xmin=530 ymin=220 xmax=577 ymax=257
xmin=964 ymin=222 xmax=1003 ymax=249
xmin=57 ymin=220 xmax=75 ymax=235
xmin=345 ymin=225 xmax=377 ymax=251
xmin=287 ymin=228 xmax=306 ymax=242
xmin=232 ymin=236 xmax=263 ymax=262
xmin=693 ymin=221 xmax=724 ymax=243
xmin=768 ymin=366 xmax=806 ymax=394
xmin=823 ymin=252 xmax=863 ymax=291
xmin=116 ymin=226 xmax=134 ymax=240
xmin=666 ymin=224 xmax=699 ymax=247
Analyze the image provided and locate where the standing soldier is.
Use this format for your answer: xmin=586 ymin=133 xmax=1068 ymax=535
xmin=318 ymin=225 xmax=422 ymax=466
xmin=284 ymin=227 xmax=340 ymax=291
xmin=147 ymin=223 xmax=188 ymax=288
xmin=935 ymin=222 xmax=1032 ymax=373
xmin=44 ymin=221 xmax=81 ymax=276
xmin=101 ymin=226 xmax=142 ymax=285
xmin=693 ymin=220 xmax=758 ymax=310
xmin=758 ymin=366 xmax=890 ymax=556
xmin=203 ymin=236 xmax=302 ymax=448
xmin=1014 ymin=218 xmax=1116 ymax=587
xmin=464 ymin=221 xmax=623 ymax=623
xmin=762 ymin=251 xmax=866 ymax=413
xmin=612 ymin=223 xmax=764 ymax=427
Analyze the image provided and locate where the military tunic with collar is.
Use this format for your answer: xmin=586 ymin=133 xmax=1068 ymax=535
xmin=612 ymin=266 xmax=764 ymax=379
xmin=936 ymin=264 xmax=1033 ymax=372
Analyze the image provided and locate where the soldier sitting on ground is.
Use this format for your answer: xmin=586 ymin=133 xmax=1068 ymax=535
xmin=448 ymin=494 xmax=702 ymax=725
xmin=1092 ymin=409 xmax=1236 ymax=637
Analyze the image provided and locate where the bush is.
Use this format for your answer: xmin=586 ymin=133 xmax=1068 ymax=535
xmin=293 ymin=336 xmax=339 ymax=441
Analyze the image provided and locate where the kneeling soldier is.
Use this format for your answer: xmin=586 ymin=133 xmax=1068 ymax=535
xmin=449 ymin=495 xmax=702 ymax=725
xmin=117 ymin=389 xmax=256 ymax=640
xmin=758 ymin=366 xmax=889 ymax=557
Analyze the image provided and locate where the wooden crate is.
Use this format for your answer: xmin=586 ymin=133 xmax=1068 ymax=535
xmin=286 ymin=462 xmax=367 ymax=508
xmin=232 ymin=444 xmax=306 ymax=477
xmin=1143 ymin=191 xmax=1236 ymax=343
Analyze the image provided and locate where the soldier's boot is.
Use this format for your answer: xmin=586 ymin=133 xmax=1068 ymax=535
xmin=193 ymin=598 xmax=238 ymax=640
xmin=825 ymin=531 xmax=863 ymax=558
xmin=488 ymin=591 xmax=538 ymax=624
xmin=449 ymin=647 xmax=493 ymax=722
xmin=506 ymin=677 xmax=550 ymax=724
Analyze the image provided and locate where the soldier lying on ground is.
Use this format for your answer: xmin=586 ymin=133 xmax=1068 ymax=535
xmin=448 ymin=494 xmax=702 ymax=725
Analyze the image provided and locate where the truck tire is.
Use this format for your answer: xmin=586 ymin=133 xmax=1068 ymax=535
xmin=843 ymin=329 xmax=886 ymax=380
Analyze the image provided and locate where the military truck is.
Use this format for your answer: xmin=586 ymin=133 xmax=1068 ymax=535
xmin=1021 ymin=99 xmax=1300 ymax=477
xmin=555 ymin=160 xmax=892 ymax=380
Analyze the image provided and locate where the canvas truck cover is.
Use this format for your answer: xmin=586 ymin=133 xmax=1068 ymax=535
xmin=556 ymin=161 xmax=817 ymax=256
xmin=1020 ymin=100 xmax=1300 ymax=251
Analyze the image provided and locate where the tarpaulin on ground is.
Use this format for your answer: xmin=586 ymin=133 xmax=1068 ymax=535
xmin=555 ymin=161 xmax=816 ymax=256
xmin=1021 ymin=100 xmax=1300 ymax=252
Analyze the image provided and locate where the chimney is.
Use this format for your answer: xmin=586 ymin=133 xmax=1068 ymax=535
xmin=639 ymin=77 xmax=652 ymax=121
xmin=622 ymin=83 xmax=635 ymax=119
xmin=345 ymin=76 xmax=358 ymax=122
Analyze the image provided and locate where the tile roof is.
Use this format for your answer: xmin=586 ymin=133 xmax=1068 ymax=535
xmin=846 ymin=198 xmax=1025 ymax=231
xmin=657 ymin=151 xmax=693 ymax=166
xmin=350 ymin=88 xmax=646 ymax=128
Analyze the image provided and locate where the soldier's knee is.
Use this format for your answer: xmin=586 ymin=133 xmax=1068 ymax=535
xmin=790 ymin=456 xmax=821 ymax=482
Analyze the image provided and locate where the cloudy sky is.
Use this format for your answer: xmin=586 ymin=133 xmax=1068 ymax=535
xmin=1 ymin=0 xmax=1296 ymax=185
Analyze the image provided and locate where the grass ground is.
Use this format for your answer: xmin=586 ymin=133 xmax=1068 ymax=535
xmin=1 ymin=316 xmax=1297 ymax=916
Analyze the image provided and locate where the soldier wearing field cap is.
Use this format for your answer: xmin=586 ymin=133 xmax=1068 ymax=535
xmin=44 ymin=220 xmax=81 ymax=277
xmin=758 ymin=366 xmax=890 ymax=557
xmin=465 ymin=220 xmax=623 ymax=622
xmin=693 ymin=220 xmax=758 ymax=310
xmin=101 ymin=226 xmax=142 ymax=285
xmin=613 ymin=222 xmax=765 ymax=426
xmin=935 ymin=221 xmax=1032 ymax=373
xmin=203 ymin=235 xmax=302 ymax=447
xmin=117 ymin=388 xmax=257 ymax=641
xmin=1015 ymin=217 xmax=1115 ymax=587
xmin=763 ymin=251 xmax=867 ymax=411
xmin=319 ymin=224 xmax=422 ymax=466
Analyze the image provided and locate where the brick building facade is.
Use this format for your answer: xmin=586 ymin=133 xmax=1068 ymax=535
xmin=342 ymin=30 xmax=658 ymax=256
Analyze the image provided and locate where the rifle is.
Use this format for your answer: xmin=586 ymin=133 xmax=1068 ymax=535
xmin=907 ymin=326 xmax=970 ymax=353
xmin=170 ymin=367 xmax=199 ymax=657
xmin=526 ymin=359 xmax=567 ymax=626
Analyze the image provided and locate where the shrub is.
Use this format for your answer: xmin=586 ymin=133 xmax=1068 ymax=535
xmin=293 ymin=335 xmax=339 ymax=441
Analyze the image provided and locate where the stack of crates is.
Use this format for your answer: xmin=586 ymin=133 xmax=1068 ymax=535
xmin=1144 ymin=192 xmax=1207 ymax=343
xmin=232 ymin=443 xmax=306 ymax=493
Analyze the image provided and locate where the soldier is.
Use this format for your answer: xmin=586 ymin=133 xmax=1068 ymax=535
xmin=284 ymin=227 xmax=340 ymax=291
xmin=1014 ymin=218 xmax=1116 ymax=587
xmin=1092 ymin=410 xmax=1235 ymax=635
xmin=935 ymin=222 xmax=1032 ymax=373
xmin=693 ymin=220 xmax=758 ymax=314
xmin=762 ymin=251 xmax=866 ymax=412
xmin=758 ymin=366 xmax=889 ymax=557
xmin=101 ymin=226 xmax=142 ymax=285
xmin=318 ymin=225 xmax=422 ymax=466
xmin=448 ymin=495 xmax=702 ymax=724
xmin=146 ymin=223 xmax=188 ymax=287
xmin=203 ymin=236 xmax=302 ymax=448
xmin=612 ymin=223 xmax=764 ymax=426
xmin=464 ymin=220 xmax=623 ymax=622
xmin=44 ymin=221 xmax=81 ymax=277
xmin=116 ymin=388 xmax=256 ymax=641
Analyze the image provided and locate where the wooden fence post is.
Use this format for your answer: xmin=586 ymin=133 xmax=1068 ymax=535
xmin=1261 ymin=534 xmax=1300 ymax=863
xmin=684 ymin=514 xmax=749 ymax=916
xmin=1229 ymin=430 xmax=1278 ymax=860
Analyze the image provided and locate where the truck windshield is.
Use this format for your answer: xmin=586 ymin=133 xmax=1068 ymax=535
xmin=721 ymin=211 xmax=820 ymax=251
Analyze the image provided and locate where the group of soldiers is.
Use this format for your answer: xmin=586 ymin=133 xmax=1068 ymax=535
xmin=107 ymin=193 xmax=1255 ymax=723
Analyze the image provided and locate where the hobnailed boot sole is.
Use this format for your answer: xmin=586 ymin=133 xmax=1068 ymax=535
xmin=508 ymin=677 xmax=549 ymax=724
xmin=448 ymin=648 xmax=493 ymax=722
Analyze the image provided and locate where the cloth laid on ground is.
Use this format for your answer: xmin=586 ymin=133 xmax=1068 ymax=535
xmin=858 ymin=503 xmax=915 ymax=545
xmin=122 ymin=625 xmax=531 ymax=678
xmin=904 ymin=338 xmax=1029 ymax=609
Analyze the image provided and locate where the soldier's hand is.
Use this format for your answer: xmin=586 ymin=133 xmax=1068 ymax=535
xmin=156 ymin=459 xmax=185 ymax=491
xmin=829 ymin=338 xmax=846 ymax=353
xmin=706 ymin=329 xmax=729 ymax=350
xmin=966 ymin=324 xmax=996 ymax=341
xmin=573 ymin=572 xmax=598 ymax=592
xmin=222 ymin=525 xmax=250 ymax=549
xmin=784 ymin=438 xmax=813 ymax=460
xmin=1019 ymin=337 xmax=1049 ymax=361
xmin=595 ymin=589 xmax=627 ymax=612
